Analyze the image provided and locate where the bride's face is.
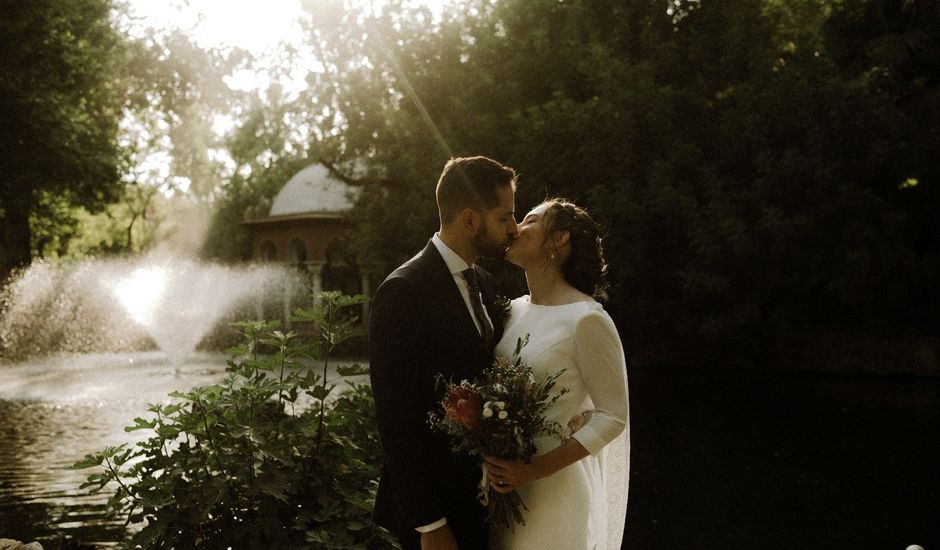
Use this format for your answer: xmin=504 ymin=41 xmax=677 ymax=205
xmin=505 ymin=203 xmax=551 ymax=268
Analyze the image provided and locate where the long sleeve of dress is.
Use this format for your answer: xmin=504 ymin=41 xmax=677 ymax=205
xmin=570 ymin=310 xmax=629 ymax=456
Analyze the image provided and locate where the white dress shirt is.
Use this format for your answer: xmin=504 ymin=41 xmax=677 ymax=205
xmin=431 ymin=233 xmax=494 ymax=337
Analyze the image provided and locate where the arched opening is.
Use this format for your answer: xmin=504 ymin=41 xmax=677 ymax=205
xmin=321 ymin=237 xmax=361 ymax=296
xmin=289 ymin=238 xmax=308 ymax=266
xmin=260 ymin=240 xmax=277 ymax=262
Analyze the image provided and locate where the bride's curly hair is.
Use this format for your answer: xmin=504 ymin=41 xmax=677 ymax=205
xmin=541 ymin=198 xmax=609 ymax=299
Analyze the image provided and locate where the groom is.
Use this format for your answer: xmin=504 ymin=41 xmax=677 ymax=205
xmin=369 ymin=156 xmax=519 ymax=550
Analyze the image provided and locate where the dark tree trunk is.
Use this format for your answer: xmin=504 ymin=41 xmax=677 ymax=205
xmin=0 ymin=202 xmax=31 ymax=282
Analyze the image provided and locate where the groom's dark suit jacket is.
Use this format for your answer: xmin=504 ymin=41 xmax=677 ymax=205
xmin=369 ymin=240 xmax=503 ymax=549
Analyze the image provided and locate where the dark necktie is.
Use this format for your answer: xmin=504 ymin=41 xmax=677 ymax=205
xmin=462 ymin=267 xmax=494 ymax=348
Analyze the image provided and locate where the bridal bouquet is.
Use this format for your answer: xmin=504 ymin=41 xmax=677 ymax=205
xmin=428 ymin=335 xmax=568 ymax=530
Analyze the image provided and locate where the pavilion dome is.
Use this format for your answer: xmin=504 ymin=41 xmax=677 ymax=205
xmin=269 ymin=163 xmax=357 ymax=217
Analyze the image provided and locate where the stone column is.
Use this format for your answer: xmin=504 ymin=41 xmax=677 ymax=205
xmin=283 ymin=271 xmax=294 ymax=329
xmin=360 ymin=270 xmax=371 ymax=327
xmin=309 ymin=262 xmax=324 ymax=304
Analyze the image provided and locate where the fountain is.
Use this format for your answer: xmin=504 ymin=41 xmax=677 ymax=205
xmin=0 ymin=255 xmax=302 ymax=364
xmin=0 ymin=255 xmax=305 ymax=545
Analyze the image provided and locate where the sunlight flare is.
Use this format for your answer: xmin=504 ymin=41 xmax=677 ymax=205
xmin=112 ymin=265 xmax=169 ymax=327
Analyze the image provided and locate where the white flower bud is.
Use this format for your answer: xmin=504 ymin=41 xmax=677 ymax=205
xmin=498 ymin=410 xmax=508 ymax=420
xmin=495 ymin=401 xmax=506 ymax=409
xmin=484 ymin=401 xmax=493 ymax=409
xmin=483 ymin=408 xmax=494 ymax=418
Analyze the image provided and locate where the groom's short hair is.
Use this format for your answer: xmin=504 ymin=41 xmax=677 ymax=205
xmin=436 ymin=156 xmax=517 ymax=223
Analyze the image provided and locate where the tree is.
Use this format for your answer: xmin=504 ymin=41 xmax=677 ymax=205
xmin=0 ymin=0 xmax=128 ymax=278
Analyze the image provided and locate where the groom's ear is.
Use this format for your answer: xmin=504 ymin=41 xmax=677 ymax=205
xmin=459 ymin=207 xmax=480 ymax=233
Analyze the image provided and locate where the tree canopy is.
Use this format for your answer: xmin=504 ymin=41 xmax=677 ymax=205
xmin=270 ymin=0 xmax=939 ymax=360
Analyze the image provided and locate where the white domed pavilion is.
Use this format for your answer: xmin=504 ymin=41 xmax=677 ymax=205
xmin=268 ymin=163 xmax=357 ymax=218
xmin=244 ymin=163 xmax=368 ymax=311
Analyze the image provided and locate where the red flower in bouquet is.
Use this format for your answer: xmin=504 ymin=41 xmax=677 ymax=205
xmin=428 ymin=335 xmax=568 ymax=531
xmin=444 ymin=386 xmax=482 ymax=430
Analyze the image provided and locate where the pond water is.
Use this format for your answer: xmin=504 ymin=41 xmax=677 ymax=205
xmin=0 ymin=352 xmax=229 ymax=547
xmin=623 ymin=367 xmax=940 ymax=549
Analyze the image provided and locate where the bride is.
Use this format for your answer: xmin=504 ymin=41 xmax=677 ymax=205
xmin=484 ymin=198 xmax=630 ymax=550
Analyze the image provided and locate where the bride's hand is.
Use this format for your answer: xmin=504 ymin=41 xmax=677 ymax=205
xmin=482 ymin=454 xmax=546 ymax=493
xmin=567 ymin=409 xmax=593 ymax=435
xmin=484 ymin=438 xmax=591 ymax=494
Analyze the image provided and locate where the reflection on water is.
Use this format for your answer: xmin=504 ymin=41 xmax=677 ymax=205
xmin=624 ymin=368 xmax=940 ymax=550
xmin=0 ymin=352 xmax=227 ymax=546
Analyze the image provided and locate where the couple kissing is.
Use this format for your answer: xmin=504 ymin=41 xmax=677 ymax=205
xmin=369 ymin=156 xmax=630 ymax=550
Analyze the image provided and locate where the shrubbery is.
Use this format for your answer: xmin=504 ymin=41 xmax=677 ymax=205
xmin=74 ymin=292 xmax=397 ymax=549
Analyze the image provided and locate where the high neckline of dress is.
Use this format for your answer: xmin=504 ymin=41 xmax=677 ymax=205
xmin=521 ymin=295 xmax=598 ymax=309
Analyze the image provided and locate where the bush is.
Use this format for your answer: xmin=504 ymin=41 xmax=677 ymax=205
xmin=73 ymin=291 xmax=398 ymax=549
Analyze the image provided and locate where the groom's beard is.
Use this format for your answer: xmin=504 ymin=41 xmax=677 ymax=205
xmin=473 ymin=224 xmax=511 ymax=260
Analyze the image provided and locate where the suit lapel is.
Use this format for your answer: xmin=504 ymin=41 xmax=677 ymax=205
xmin=417 ymin=241 xmax=485 ymax=348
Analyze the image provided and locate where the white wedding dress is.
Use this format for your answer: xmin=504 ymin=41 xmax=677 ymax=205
xmin=491 ymin=296 xmax=630 ymax=550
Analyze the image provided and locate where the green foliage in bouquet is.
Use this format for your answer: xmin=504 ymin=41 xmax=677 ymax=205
xmin=72 ymin=291 xmax=398 ymax=549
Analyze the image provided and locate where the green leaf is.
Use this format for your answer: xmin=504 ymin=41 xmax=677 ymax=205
xmin=308 ymin=384 xmax=334 ymax=400
xmin=157 ymin=426 xmax=181 ymax=439
xmin=71 ymin=455 xmax=103 ymax=469
xmin=258 ymin=480 xmax=290 ymax=503
xmin=125 ymin=417 xmax=156 ymax=432
xmin=336 ymin=364 xmax=369 ymax=377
